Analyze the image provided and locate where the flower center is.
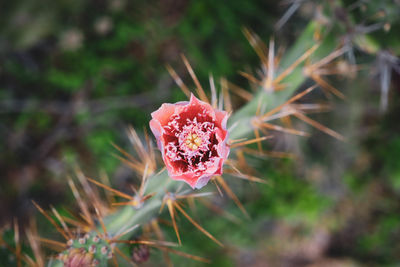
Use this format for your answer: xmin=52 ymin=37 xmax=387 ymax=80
xmin=185 ymin=133 xmax=202 ymax=150
xmin=164 ymin=116 xmax=219 ymax=172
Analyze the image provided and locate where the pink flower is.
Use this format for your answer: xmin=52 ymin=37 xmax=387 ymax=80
xmin=150 ymin=94 xmax=229 ymax=189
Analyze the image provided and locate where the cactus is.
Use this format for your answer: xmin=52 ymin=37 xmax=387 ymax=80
xmin=33 ymin=20 xmax=348 ymax=266
xmin=2 ymin=1 xmax=381 ymax=266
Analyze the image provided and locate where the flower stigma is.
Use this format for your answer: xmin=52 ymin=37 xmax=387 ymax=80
xmin=185 ymin=133 xmax=202 ymax=150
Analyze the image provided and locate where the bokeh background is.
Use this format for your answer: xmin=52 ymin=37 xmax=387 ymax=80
xmin=1 ymin=0 xmax=400 ymax=266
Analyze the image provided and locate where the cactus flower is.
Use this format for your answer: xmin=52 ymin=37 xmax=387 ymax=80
xmin=150 ymin=94 xmax=229 ymax=189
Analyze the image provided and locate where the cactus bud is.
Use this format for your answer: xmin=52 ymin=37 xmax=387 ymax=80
xmin=132 ymin=244 xmax=150 ymax=264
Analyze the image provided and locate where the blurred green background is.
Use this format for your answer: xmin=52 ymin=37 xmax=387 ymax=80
xmin=1 ymin=0 xmax=400 ymax=266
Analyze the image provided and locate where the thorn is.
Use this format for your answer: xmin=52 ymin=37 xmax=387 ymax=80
xmin=25 ymin=219 xmax=45 ymax=267
xmin=13 ymin=219 xmax=21 ymax=267
xmin=159 ymin=193 xmax=167 ymax=214
xmin=220 ymin=77 xmax=232 ymax=113
xmin=242 ymin=147 xmax=295 ymax=159
xmin=156 ymin=246 xmax=211 ymax=263
xmin=141 ymin=193 xmax=155 ymax=203
xmin=87 ymin=177 xmax=133 ymax=200
xmin=139 ymin=162 xmax=150 ymax=197
xmin=229 ymin=137 xmax=247 ymax=145
xmin=115 ymin=239 xmax=178 ymax=247
xmin=199 ymin=198 xmax=241 ymax=224
xmin=290 ymin=103 xmax=332 ymax=113
xmin=151 ymin=219 xmax=172 ymax=267
xmin=226 ymin=81 xmax=253 ymax=101
xmin=263 ymin=37 xmax=275 ymax=91
xmin=67 ymin=178 xmax=94 ymax=227
xmin=93 ymin=204 xmax=108 ymax=235
xmin=293 ymin=112 xmax=345 ymax=141
xmin=275 ymin=1 xmax=301 ymax=30
xmin=258 ymin=122 xmax=310 ymax=136
xmin=227 ymin=170 xmax=271 ymax=185
xmin=112 ymin=153 xmax=143 ymax=176
xmin=209 ymin=73 xmax=218 ymax=109
xmin=230 ymin=136 xmax=272 ymax=149
xmin=112 ymin=224 xmax=140 ymax=242
xmin=311 ymin=74 xmax=346 ymax=100
xmin=111 ymin=142 xmax=136 ymax=162
xmin=261 ymin=84 xmax=317 ymax=120
xmin=50 ymin=206 xmax=72 ymax=239
xmin=167 ymin=199 xmax=181 ymax=246
xmin=112 ymin=252 xmax=119 ymax=267
xmin=253 ymin=128 xmax=263 ymax=152
xmin=128 ymin=126 xmax=147 ymax=159
xmin=175 ymin=192 xmax=214 ymax=199
xmin=111 ymin=201 xmax=138 ymax=207
xmin=235 ymin=150 xmax=249 ymax=170
xmin=114 ymin=247 xmax=138 ymax=267
xmin=238 ymin=71 xmax=262 ymax=85
xmin=216 ymin=176 xmax=250 ymax=219
xmin=273 ymin=44 xmax=319 ymax=85
xmin=32 ymin=201 xmax=69 ymax=240
xmin=212 ymin=178 xmax=224 ymax=197
xmin=166 ymin=64 xmax=191 ymax=98
xmin=154 ymin=166 xmax=167 ymax=177
xmin=242 ymin=27 xmax=268 ymax=66
xmin=181 ymin=54 xmax=209 ymax=103
xmin=36 ymin=237 xmax=67 ymax=249
xmin=174 ymin=183 xmax=185 ymax=195
xmin=174 ymin=202 xmax=223 ymax=247
xmin=308 ymin=46 xmax=349 ymax=71
xmin=99 ymin=170 xmax=117 ymax=205
xmin=218 ymin=88 xmax=224 ymax=111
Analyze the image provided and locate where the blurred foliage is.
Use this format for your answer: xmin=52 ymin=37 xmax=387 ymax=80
xmin=0 ymin=0 xmax=282 ymax=220
xmin=1 ymin=0 xmax=400 ymax=266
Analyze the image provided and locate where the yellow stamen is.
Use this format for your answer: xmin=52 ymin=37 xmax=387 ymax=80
xmin=186 ymin=133 xmax=202 ymax=150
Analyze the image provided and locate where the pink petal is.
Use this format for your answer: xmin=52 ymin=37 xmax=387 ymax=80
xmin=215 ymin=110 xmax=229 ymax=130
xmin=151 ymin=103 xmax=179 ymax=126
